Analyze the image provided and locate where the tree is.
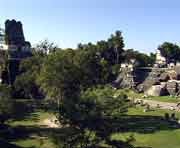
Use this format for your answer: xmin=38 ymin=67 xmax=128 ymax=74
xmin=158 ymin=42 xmax=180 ymax=63
xmin=0 ymin=84 xmax=14 ymax=124
xmin=53 ymin=86 xmax=131 ymax=148
xmin=0 ymin=50 xmax=9 ymax=84
xmin=107 ymin=31 xmax=124 ymax=64
xmin=35 ymin=39 xmax=58 ymax=54
xmin=38 ymin=49 xmax=81 ymax=107
xmin=38 ymin=47 xmax=132 ymax=147
xmin=14 ymin=51 xmax=44 ymax=99
xmin=74 ymin=44 xmax=105 ymax=89
xmin=123 ymin=49 xmax=155 ymax=67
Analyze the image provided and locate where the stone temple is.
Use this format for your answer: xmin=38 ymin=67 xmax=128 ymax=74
xmin=0 ymin=19 xmax=32 ymax=84
xmin=154 ymin=48 xmax=167 ymax=67
xmin=114 ymin=49 xmax=180 ymax=96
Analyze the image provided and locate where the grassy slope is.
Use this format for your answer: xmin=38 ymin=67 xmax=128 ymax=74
xmin=5 ymin=100 xmax=56 ymax=148
xmin=10 ymin=110 xmax=56 ymax=148
xmin=118 ymin=88 xmax=180 ymax=103
xmin=112 ymin=107 xmax=180 ymax=148
xmin=5 ymin=98 xmax=180 ymax=148
xmin=147 ymin=96 xmax=180 ymax=103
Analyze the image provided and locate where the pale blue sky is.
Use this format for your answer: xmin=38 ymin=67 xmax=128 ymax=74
xmin=1 ymin=0 xmax=180 ymax=53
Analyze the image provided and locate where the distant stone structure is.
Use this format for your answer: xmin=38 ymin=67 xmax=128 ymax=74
xmin=0 ymin=20 xmax=31 ymax=53
xmin=0 ymin=28 xmax=8 ymax=50
xmin=0 ymin=19 xmax=32 ymax=84
xmin=115 ymin=49 xmax=180 ymax=96
xmin=5 ymin=20 xmax=25 ymax=45
xmin=154 ymin=48 xmax=167 ymax=67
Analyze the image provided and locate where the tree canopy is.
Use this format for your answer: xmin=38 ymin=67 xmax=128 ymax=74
xmin=158 ymin=42 xmax=180 ymax=63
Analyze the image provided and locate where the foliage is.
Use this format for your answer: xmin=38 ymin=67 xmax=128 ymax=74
xmin=0 ymin=84 xmax=14 ymax=124
xmin=14 ymin=51 xmax=44 ymax=99
xmin=38 ymin=49 xmax=81 ymax=102
xmin=0 ymin=50 xmax=8 ymax=71
xmin=35 ymin=39 xmax=58 ymax=54
xmin=75 ymin=46 xmax=110 ymax=89
xmin=56 ymin=86 xmax=130 ymax=148
xmin=158 ymin=42 xmax=180 ymax=63
xmin=123 ymin=49 xmax=155 ymax=67
xmin=107 ymin=31 xmax=125 ymax=64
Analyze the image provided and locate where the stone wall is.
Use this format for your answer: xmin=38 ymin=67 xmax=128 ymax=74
xmin=115 ymin=66 xmax=180 ymax=96
xmin=113 ymin=67 xmax=150 ymax=91
xmin=5 ymin=19 xmax=25 ymax=46
xmin=1 ymin=19 xmax=32 ymax=85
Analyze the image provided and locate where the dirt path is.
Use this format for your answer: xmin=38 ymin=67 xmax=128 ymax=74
xmin=40 ymin=98 xmax=180 ymax=128
xmin=134 ymin=98 xmax=180 ymax=111
xmin=40 ymin=116 xmax=61 ymax=128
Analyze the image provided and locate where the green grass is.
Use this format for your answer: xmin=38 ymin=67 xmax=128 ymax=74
xmin=9 ymin=109 xmax=56 ymax=148
xmin=146 ymin=95 xmax=180 ymax=103
xmin=117 ymin=88 xmax=180 ymax=103
xmin=3 ymin=99 xmax=56 ymax=148
xmin=112 ymin=130 xmax=180 ymax=148
xmin=128 ymin=107 xmax=180 ymax=117
xmin=8 ymin=110 xmax=52 ymax=126
xmin=116 ymin=88 xmax=144 ymax=98
xmin=112 ymin=107 xmax=180 ymax=148
xmin=5 ymin=99 xmax=180 ymax=148
xmin=13 ymin=136 xmax=56 ymax=148
xmin=8 ymin=109 xmax=55 ymax=148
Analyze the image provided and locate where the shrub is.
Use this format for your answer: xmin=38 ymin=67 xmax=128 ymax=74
xmin=0 ymin=84 xmax=14 ymax=124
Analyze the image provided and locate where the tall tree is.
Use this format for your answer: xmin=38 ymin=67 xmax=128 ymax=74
xmin=108 ymin=31 xmax=124 ymax=64
xmin=14 ymin=51 xmax=44 ymax=99
xmin=158 ymin=42 xmax=180 ymax=63
xmin=38 ymin=49 xmax=81 ymax=107
xmin=0 ymin=84 xmax=14 ymax=124
xmin=35 ymin=39 xmax=58 ymax=54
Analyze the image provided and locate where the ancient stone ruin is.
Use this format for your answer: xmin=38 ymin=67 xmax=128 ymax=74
xmin=115 ymin=48 xmax=180 ymax=96
xmin=0 ymin=19 xmax=32 ymax=84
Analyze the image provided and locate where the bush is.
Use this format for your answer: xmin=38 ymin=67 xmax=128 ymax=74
xmin=164 ymin=113 xmax=170 ymax=121
xmin=0 ymin=84 xmax=14 ymax=124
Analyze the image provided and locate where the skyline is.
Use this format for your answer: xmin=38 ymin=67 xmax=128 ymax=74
xmin=1 ymin=0 xmax=180 ymax=53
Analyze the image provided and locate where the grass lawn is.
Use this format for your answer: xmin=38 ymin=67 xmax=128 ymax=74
xmin=112 ymin=107 xmax=180 ymax=148
xmin=3 ymin=99 xmax=180 ymax=148
xmin=2 ymin=99 xmax=56 ymax=148
xmin=8 ymin=109 xmax=56 ymax=148
xmin=112 ymin=130 xmax=180 ymax=148
xmin=118 ymin=88 xmax=180 ymax=103
xmin=13 ymin=136 xmax=55 ymax=148
xmin=8 ymin=110 xmax=52 ymax=126
xmin=128 ymin=107 xmax=180 ymax=117
xmin=146 ymin=96 xmax=180 ymax=103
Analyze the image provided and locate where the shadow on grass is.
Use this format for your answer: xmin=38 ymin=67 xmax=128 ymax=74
xmin=0 ymin=139 xmax=29 ymax=148
xmin=104 ymin=115 xmax=180 ymax=134
xmin=10 ymin=100 xmax=40 ymax=123
xmin=2 ymin=114 xmax=180 ymax=148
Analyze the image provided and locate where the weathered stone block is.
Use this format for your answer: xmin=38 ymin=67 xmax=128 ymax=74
xmin=166 ymin=81 xmax=178 ymax=95
xmin=145 ymin=85 xmax=167 ymax=96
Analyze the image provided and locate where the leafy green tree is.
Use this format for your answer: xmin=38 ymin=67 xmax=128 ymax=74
xmin=38 ymin=46 xmax=131 ymax=147
xmin=14 ymin=51 xmax=44 ymax=99
xmin=158 ymin=42 xmax=180 ymax=63
xmin=0 ymin=84 xmax=13 ymax=124
xmin=0 ymin=51 xmax=9 ymax=84
xmin=38 ymin=49 xmax=81 ymax=106
xmin=35 ymin=39 xmax=58 ymax=54
xmin=123 ymin=49 xmax=155 ymax=67
xmin=54 ymin=86 xmax=131 ymax=148
xmin=74 ymin=44 xmax=105 ymax=89
xmin=107 ymin=31 xmax=125 ymax=64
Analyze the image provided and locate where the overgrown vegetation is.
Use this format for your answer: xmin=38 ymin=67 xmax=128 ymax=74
xmin=1 ymin=30 xmax=180 ymax=148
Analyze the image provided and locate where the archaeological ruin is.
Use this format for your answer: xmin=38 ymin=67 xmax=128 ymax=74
xmin=0 ymin=19 xmax=32 ymax=84
xmin=115 ymin=48 xmax=180 ymax=96
xmin=1 ymin=19 xmax=180 ymax=97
